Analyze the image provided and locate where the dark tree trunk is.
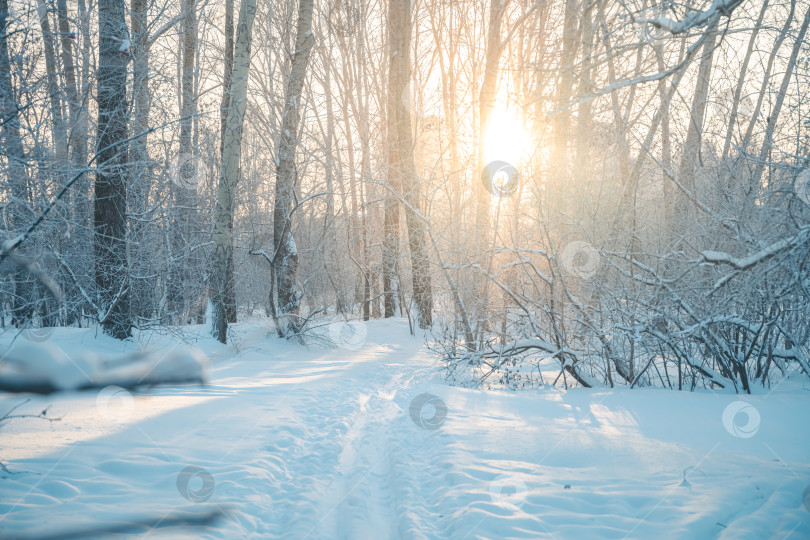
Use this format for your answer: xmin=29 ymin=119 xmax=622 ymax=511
xmin=95 ymin=0 xmax=131 ymax=339
xmin=220 ymin=0 xmax=238 ymax=324
xmin=0 ymin=0 xmax=36 ymax=326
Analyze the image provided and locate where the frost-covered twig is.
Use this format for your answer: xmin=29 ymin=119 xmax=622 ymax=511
xmin=0 ymin=399 xmax=61 ymax=475
xmin=0 ymin=399 xmax=61 ymax=425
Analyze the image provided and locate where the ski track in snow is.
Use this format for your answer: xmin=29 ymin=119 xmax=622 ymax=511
xmin=0 ymin=319 xmax=809 ymax=539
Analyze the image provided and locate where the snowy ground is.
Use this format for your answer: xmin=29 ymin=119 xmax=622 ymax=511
xmin=1 ymin=319 xmax=809 ymax=539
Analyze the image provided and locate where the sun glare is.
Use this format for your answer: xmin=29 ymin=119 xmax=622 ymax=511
xmin=483 ymin=113 xmax=530 ymax=166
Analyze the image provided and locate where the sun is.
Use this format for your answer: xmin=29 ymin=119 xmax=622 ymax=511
xmin=482 ymin=112 xmax=530 ymax=167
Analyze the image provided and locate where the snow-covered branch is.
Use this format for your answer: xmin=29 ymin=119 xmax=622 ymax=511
xmin=701 ymin=227 xmax=810 ymax=271
xmin=636 ymin=0 xmax=745 ymax=35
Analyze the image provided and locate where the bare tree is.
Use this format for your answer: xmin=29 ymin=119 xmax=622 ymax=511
xmin=211 ymin=0 xmax=257 ymax=343
xmin=273 ymin=0 xmax=315 ymax=334
xmin=220 ymin=0 xmax=238 ymax=325
xmin=0 ymin=0 xmax=36 ymax=326
xmin=95 ymin=0 xmax=131 ymax=339
xmin=388 ymin=0 xmax=433 ymax=328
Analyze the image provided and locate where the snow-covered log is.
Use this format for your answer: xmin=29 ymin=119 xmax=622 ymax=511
xmin=0 ymin=341 xmax=209 ymax=394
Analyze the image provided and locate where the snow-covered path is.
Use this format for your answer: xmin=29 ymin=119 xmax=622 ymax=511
xmin=1 ymin=319 xmax=809 ymax=539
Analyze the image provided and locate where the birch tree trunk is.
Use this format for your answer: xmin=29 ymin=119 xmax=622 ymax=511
xmin=95 ymin=0 xmax=131 ymax=339
xmin=211 ymin=0 xmax=257 ymax=343
xmin=55 ymin=0 xmax=86 ymax=325
xmin=321 ymin=42 xmax=345 ymax=315
xmin=721 ymin=0 xmax=768 ymax=160
xmin=72 ymin=0 xmax=93 ymax=326
xmin=550 ymin=0 xmax=579 ymax=202
xmin=352 ymin=18 xmax=375 ymax=320
xmin=740 ymin=2 xmax=796 ymax=158
xmin=56 ymin=0 xmax=81 ymax=163
xmin=169 ymin=0 xmax=198 ymax=323
xmin=36 ymin=0 xmax=67 ymax=160
xmin=220 ymin=0 xmax=238 ymax=324
xmin=383 ymin=35 xmax=401 ymax=319
xmin=677 ymin=21 xmax=717 ymax=220
xmin=220 ymin=0 xmax=234 ymax=158
xmin=750 ymin=4 xmax=810 ymax=188
xmin=388 ymin=0 xmax=433 ymax=328
xmin=273 ymin=0 xmax=314 ymax=334
xmin=471 ymin=0 xmax=508 ymax=338
xmin=476 ymin=0 xmax=507 ymax=234
xmin=574 ymin=0 xmax=594 ymax=183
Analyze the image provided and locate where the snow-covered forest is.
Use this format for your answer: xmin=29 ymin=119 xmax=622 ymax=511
xmin=1 ymin=0 xmax=809 ymax=537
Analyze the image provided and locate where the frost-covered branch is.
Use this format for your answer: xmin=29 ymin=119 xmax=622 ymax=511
xmin=701 ymin=227 xmax=810 ymax=271
xmin=636 ymin=0 xmax=745 ymax=35
xmin=0 ymin=124 xmax=164 ymax=266
xmin=549 ymin=14 xmax=719 ymax=114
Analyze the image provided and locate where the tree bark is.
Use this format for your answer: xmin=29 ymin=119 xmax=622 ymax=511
xmin=95 ymin=0 xmax=131 ymax=339
xmin=169 ymin=0 xmax=198 ymax=324
xmin=382 ymin=91 xmax=401 ymax=322
xmin=211 ymin=0 xmax=257 ymax=343
xmin=0 ymin=0 xmax=36 ymax=326
xmin=56 ymin=0 xmax=81 ymax=162
xmin=388 ymin=0 xmax=433 ymax=328
xmin=574 ymin=0 xmax=595 ymax=183
xmin=476 ymin=0 xmax=507 ymax=235
xmin=322 ymin=52 xmax=345 ymax=314
xmin=677 ymin=21 xmax=717 ymax=219
xmin=550 ymin=0 xmax=579 ymax=200
xmin=273 ymin=0 xmax=315 ymax=334
xmin=129 ymin=0 xmax=152 ymax=322
xmin=36 ymin=0 xmax=67 ymax=160
xmin=220 ymin=0 xmax=238 ymax=324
